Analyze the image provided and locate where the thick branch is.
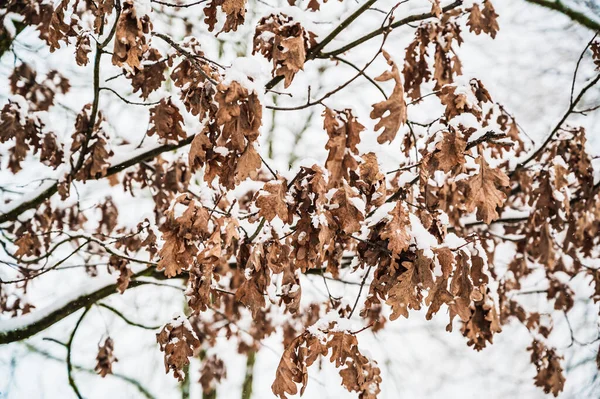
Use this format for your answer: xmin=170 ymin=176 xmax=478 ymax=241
xmin=0 ymin=135 xmax=196 ymax=225
xmin=0 ymin=270 xmax=160 ymax=345
xmin=524 ymin=0 xmax=600 ymax=31
xmin=318 ymin=0 xmax=464 ymax=58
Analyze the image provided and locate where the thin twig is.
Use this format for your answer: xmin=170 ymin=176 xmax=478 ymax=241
xmin=67 ymin=306 xmax=91 ymax=399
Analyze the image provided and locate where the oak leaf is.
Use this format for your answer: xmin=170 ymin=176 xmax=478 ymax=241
xmin=370 ymin=50 xmax=407 ymax=144
xmin=464 ymin=154 xmax=509 ymax=224
xmin=386 ymin=261 xmax=422 ymax=320
xmin=380 ymin=202 xmax=411 ymax=257
xmin=255 ymin=180 xmax=290 ymax=223
xmin=157 ymin=316 xmax=201 ymax=381
xmin=148 ymin=98 xmax=186 ymax=143
xmin=95 ymin=337 xmax=117 ymax=377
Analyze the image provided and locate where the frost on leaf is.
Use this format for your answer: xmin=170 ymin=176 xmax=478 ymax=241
xmin=95 ymin=337 xmax=117 ymax=377
xmin=148 ymin=98 xmax=187 ymax=143
xmin=370 ymin=50 xmax=407 ymax=144
xmin=464 ymin=154 xmax=509 ymax=224
xmin=157 ymin=315 xmax=201 ymax=381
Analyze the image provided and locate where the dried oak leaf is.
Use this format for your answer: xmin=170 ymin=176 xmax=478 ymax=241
xmin=328 ymin=184 xmax=364 ymax=234
xmin=528 ymin=341 xmax=565 ymax=397
xmin=272 ymin=333 xmax=326 ymax=398
xmin=204 ymin=0 xmax=247 ymax=33
xmin=403 ymin=25 xmax=432 ymax=101
xmin=75 ymin=131 xmax=113 ymax=181
xmin=199 ymin=355 xmax=227 ymax=394
xmin=148 ymin=98 xmax=186 ymax=143
xmin=464 ymin=154 xmax=509 ymax=224
xmin=370 ymin=50 xmax=407 ymax=144
xmin=467 ymin=1 xmax=499 ymax=39
xmin=386 ymin=261 xmax=422 ymax=320
xmin=380 ymin=202 xmax=411 ymax=257
xmin=438 ymin=84 xmax=482 ymax=121
xmin=112 ymin=0 xmax=152 ymax=70
xmin=253 ymin=14 xmax=315 ymax=88
xmin=75 ymin=33 xmax=91 ymax=66
xmin=274 ymin=35 xmax=306 ymax=88
xmin=126 ymin=55 xmax=169 ymax=100
xmin=157 ymin=316 xmax=201 ymax=381
xmin=271 ymin=335 xmax=308 ymax=398
xmin=255 ymin=180 xmax=290 ymax=223
xmin=429 ymin=130 xmax=466 ymax=173
xmin=108 ymin=255 xmax=132 ymax=294
xmin=592 ymin=41 xmax=600 ymax=70
xmin=234 ymin=144 xmax=262 ymax=185
xmin=187 ymin=231 xmax=222 ymax=313
xmin=95 ymin=337 xmax=118 ymax=377
xmin=326 ymin=331 xmax=382 ymax=398
xmin=157 ymin=195 xmax=211 ymax=277
xmin=323 ymin=108 xmax=363 ymax=187
xmin=235 ymin=245 xmax=269 ymax=317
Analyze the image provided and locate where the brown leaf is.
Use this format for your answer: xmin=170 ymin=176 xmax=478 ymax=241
xmin=255 ymin=180 xmax=290 ymax=222
xmin=323 ymin=108 xmax=363 ymax=187
xmin=430 ymin=130 xmax=466 ymax=173
xmin=386 ymin=261 xmax=422 ymax=320
xmin=274 ymin=35 xmax=306 ymax=88
xmin=370 ymin=50 xmax=407 ymax=143
xmin=464 ymin=154 xmax=509 ymax=224
xmin=75 ymin=34 xmax=91 ymax=66
xmin=148 ymin=98 xmax=186 ymax=143
xmin=380 ymin=202 xmax=411 ymax=257
xmin=329 ymin=184 xmax=364 ymax=234
xmin=157 ymin=316 xmax=201 ymax=381
xmin=467 ymin=1 xmax=499 ymax=39
xmin=95 ymin=337 xmax=118 ymax=377
xmin=438 ymin=85 xmax=482 ymax=121
xmin=112 ymin=0 xmax=152 ymax=70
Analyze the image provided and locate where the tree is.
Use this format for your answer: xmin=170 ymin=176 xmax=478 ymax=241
xmin=0 ymin=0 xmax=599 ymax=398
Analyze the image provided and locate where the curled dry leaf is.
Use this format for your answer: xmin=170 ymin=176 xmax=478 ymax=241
xmin=467 ymin=1 xmax=500 ymax=39
xmin=148 ymin=98 xmax=187 ymax=143
xmin=157 ymin=315 xmax=201 ymax=381
xmin=370 ymin=50 xmax=407 ymax=144
xmin=253 ymin=14 xmax=316 ymax=88
xmin=95 ymin=337 xmax=118 ymax=377
xmin=112 ymin=0 xmax=152 ymax=70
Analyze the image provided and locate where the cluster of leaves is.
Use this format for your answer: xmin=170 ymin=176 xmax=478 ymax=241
xmin=1 ymin=0 xmax=599 ymax=397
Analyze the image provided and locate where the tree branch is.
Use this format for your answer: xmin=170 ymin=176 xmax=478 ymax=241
xmin=318 ymin=0 xmax=464 ymax=59
xmin=0 ymin=270 xmax=160 ymax=345
xmin=24 ymin=343 xmax=156 ymax=399
xmin=524 ymin=0 xmax=600 ymax=31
